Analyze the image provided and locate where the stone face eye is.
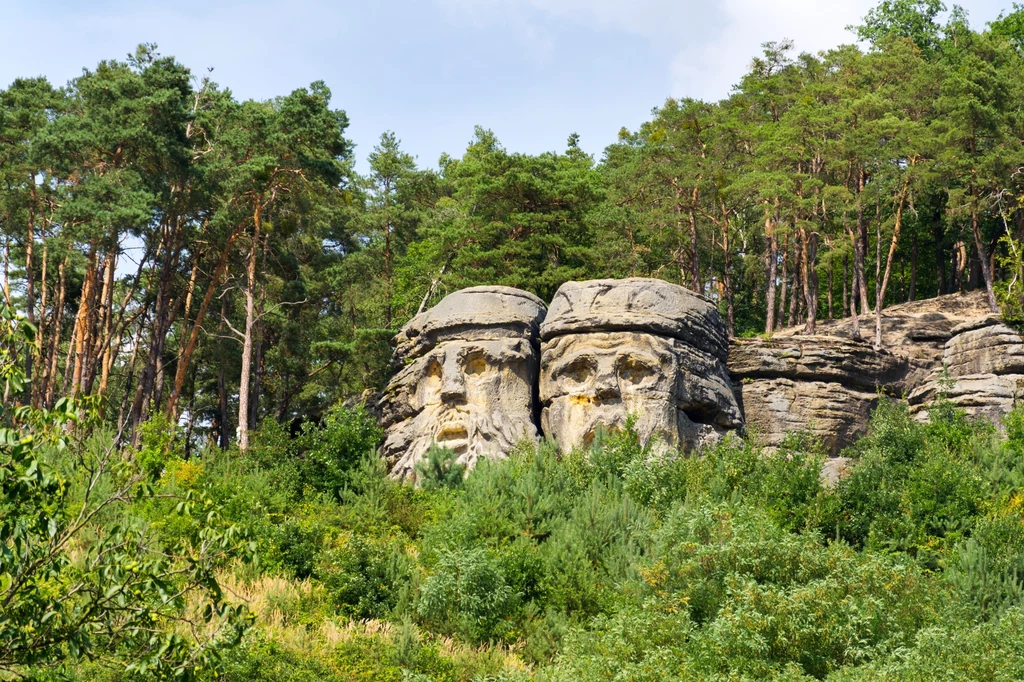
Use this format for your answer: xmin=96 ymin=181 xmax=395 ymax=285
xmin=557 ymin=357 xmax=595 ymax=385
xmin=419 ymin=359 xmax=443 ymax=402
xmin=618 ymin=355 xmax=657 ymax=385
xmin=463 ymin=352 xmax=488 ymax=376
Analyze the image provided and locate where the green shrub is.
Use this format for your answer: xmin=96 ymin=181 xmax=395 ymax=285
xmin=134 ymin=412 xmax=185 ymax=478
xmin=416 ymin=445 xmax=467 ymax=490
xmin=417 ymin=546 xmax=521 ymax=643
xmin=297 ymin=403 xmax=383 ymax=498
xmin=317 ymin=532 xmax=412 ymax=619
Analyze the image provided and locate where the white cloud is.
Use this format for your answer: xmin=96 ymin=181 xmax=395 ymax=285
xmin=435 ymin=0 xmax=874 ymax=101
xmin=671 ymin=0 xmax=876 ymax=100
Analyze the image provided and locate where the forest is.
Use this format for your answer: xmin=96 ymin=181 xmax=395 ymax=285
xmin=3 ymin=0 xmax=1024 ymax=679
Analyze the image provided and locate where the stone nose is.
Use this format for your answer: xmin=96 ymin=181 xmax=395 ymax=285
xmin=440 ymin=353 xmax=467 ymax=403
xmin=592 ymin=367 xmax=620 ymax=401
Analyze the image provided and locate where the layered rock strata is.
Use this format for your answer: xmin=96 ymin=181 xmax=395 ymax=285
xmin=909 ymin=321 xmax=1024 ymax=424
xmin=729 ymin=337 xmax=907 ymax=453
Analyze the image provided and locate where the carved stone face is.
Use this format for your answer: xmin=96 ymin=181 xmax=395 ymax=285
xmin=379 ymin=286 xmax=546 ymax=481
xmin=383 ymin=338 xmax=539 ymax=480
xmin=538 ymin=278 xmax=742 ymax=453
xmin=541 ymin=332 xmax=676 ymax=449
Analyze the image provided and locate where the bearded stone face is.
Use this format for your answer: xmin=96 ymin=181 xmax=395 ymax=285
xmin=540 ymin=331 xmax=736 ymax=452
xmin=383 ymin=338 xmax=539 ymax=480
xmin=538 ymin=278 xmax=742 ymax=454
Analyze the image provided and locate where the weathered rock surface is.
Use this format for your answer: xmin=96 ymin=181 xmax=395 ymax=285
xmin=728 ymin=336 xmax=906 ymax=453
xmin=540 ymin=279 xmax=740 ymax=453
xmin=541 ymin=278 xmax=729 ymax=361
xmin=379 ymin=287 xmax=546 ymax=481
xmin=391 ymin=286 xmax=546 ymax=366
xmin=729 ymin=336 xmax=907 ymax=390
xmin=909 ymin=373 xmax=1024 ymax=424
xmin=944 ymin=323 xmax=1024 ymax=378
xmin=733 ymin=378 xmax=878 ymax=453
xmin=907 ymin=318 xmax=1024 ymax=426
xmin=773 ymin=292 xmax=993 ymax=389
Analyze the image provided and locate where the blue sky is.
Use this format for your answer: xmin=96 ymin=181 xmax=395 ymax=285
xmin=0 ymin=0 xmax=1012 ymax=172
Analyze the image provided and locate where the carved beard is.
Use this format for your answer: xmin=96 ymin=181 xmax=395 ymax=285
xmin=388 ymin=402 xmax=534 ymax=481
xmin=551 ymin=395 xmax=677 ymax=451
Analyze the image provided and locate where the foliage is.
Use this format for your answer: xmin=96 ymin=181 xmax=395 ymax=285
xmin=5 ymin=3 xmax=1024 ymax=678
xmin=0 ymin=306 xmax=253 ymax=679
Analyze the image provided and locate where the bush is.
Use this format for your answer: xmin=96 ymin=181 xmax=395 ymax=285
xmin=416 ymin=445 xmax=466 ymax=490
xmin=317 ymin=532 xmax=412 ymax=619
xmin=417 ymin=546 xmax=521 ymax=643
xmin=297 ymin=403 xmax=383 ymax=497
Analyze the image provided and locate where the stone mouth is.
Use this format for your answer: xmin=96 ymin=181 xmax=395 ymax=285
xmin=436 ymin=426 xmax=470 ymax=455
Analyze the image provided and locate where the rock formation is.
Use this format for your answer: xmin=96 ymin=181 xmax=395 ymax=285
xmin=538 ymin=278 xmax=742 ymax=452
xmin=378 ymin=286 xmax=546 ymax=480
xmin=728 ymin=336 xmax=907 ymax=453
xmin=761 ymin=292 xmax=1023 ymax=448
xmin=378 ymin=282 xmax=1022 ymax=479
xmin=909 ymin=319 xmax=1024 ymax=424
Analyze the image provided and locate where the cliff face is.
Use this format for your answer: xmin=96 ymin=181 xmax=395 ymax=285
xmin=379 ymin=284 xmax=1023 ymax=479
xmin=727 ymin=292 xmax=1024 ymax=454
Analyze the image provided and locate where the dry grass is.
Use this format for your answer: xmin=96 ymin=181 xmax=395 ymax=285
xmin=213 ymin=568 xmax=530 ymax=672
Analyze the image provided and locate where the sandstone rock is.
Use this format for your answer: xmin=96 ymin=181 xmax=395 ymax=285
xmin=727 ymin=336 xmax=905 ymax=453
xmin=391 ymin=286 xmax=546 ymax=367
xmin=540 ymin=279 xmax=739 ymax=453
xmin=903 ymin=320 xmax=1024 ymax=427
xmin=908 ymin=373 xmax=1024 ymax=425
xmin=379 ymin=287 xmax=546 ymax=481
xmin=944 ymin=323 xmax=1024 ymax=378
xmin=728 ymin=336 xmax=907 ymax=391
xmin=949 ymin=314 xmax=1004 ymax=335
xmin=540 ymin=278 xmax=729 ymax=361
xmin=771 ymin=292 xmax=993 ymax=390
xmin=735 ymin=377 xmax=877 ymax=453
xmin=820 ymin=457 xmax=853 ymax=488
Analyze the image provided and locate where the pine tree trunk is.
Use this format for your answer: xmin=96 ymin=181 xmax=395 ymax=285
xmin=909 ymin=228 xmax=918 ymax=302
xmin=847 ymin=227 xmax=862 ymax=341
xmin=217 ymin=297 xmax=231 ymax=450
xmin=70 ymin=246 xmax=98 ymax=397
xmin=165 ymin=233 xmax=240 ymax=419
xmin=787 ymin=246 xmax=799 ymax=329
xmin=875 ymin=178 xmax=910 ymax=348
xmin=721 ymin=202 xmax=735 ymax=337
xmin=856 ymin=171 xmax=871 ymax=317
xmin=24 ymin=180 xmax=36 ymax=391
xmin=238 ymin=209 xmax=262 ymax=453
xmin=32 ymin=241 xmax=48 ymax=407
xmin=842 ymin=253 xmax=849 ymax=318
xmin=84 ymin=248 xmax=116 ymax=396
xmin=802 ymin=227 xmax=818 ymax=335
xmin=827 ymin=253 xmax=834 ymax=320
xmin=971 ymin=190 xmax=1000 ymax=313
xmin=689 ymin=186 xmax=700 ymax=292
xmin=42 ymin=258 xmax=66 ymax=408
xmin=765 ymin=208 xmax=778 ymax=334
xmin=130 ymin=224 xmax=183 ymax=440
xmin=780 ymin=246 xmax=790 ymax=329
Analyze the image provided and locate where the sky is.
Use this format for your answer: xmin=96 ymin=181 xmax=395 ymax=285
xmin=0 ymin=0 xmax=1013 ymax=172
